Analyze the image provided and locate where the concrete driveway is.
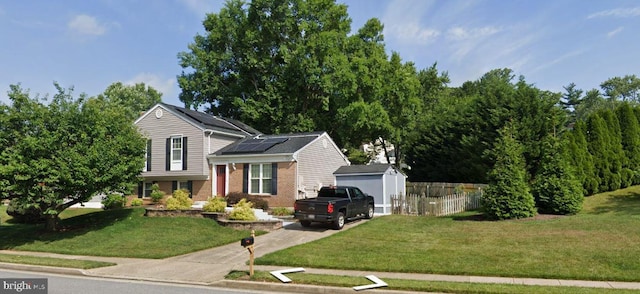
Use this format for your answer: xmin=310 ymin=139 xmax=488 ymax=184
xmin=83 ymin=220 xmax=366 ymax=284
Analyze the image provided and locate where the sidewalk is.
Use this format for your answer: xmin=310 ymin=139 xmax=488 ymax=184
xmin=3 ymin=221 xmax=640 ymax=293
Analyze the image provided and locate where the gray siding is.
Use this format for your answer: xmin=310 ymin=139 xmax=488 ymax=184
xmin=297 ymin=134 xmax=349 ymax=198
xmin=137 ymin=107 xmax=206 ymax=177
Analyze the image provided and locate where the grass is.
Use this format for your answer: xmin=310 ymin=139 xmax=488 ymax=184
xmin=0 ymin=206 xmax=259 ymax=259
xmin=255 ymin=186 xmax=640 ymax=282
xmin=227 ymin=271 xmax=640 ymax=294
xmin=0 ymin=253 xmax=115 ymax=269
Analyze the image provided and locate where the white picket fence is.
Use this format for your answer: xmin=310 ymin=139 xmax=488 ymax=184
xmin=390 ymin=192 xmax=483 ymax=216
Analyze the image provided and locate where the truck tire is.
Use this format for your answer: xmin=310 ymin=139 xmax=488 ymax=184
xmin=365 ymin=205 xmax=374 ymax=219
xmin=300 ymin=220 xmax=311 ymax=227
xmin=333 ymin=212 xmax=345 ymax=230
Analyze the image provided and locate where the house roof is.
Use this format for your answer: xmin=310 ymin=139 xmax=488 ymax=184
xmin=156 ymin=103 xmax=261 ymax=136
xmin=334 ymin=164 xmax=397 ymax=175
xmin=213 ymin=132 xmax=327 ymax=156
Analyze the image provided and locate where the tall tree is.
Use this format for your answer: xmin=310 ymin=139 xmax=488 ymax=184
xmin=615 ymin=103 xmax=640 ymax=185
xmin=601 ymin=75 xmax=640 ymax=102
xmin=0 ymin=84 xmax=146 ymax=231
xmin=531 ymin=134 xmax=583 ymax=215
xmin=178 ymin=0 xmax=422 ymax=166
xmin=566 ymin=120 xmax=598 ymax=195
xmin=561 ymin=83 xmax=583 ymax=125
xmin=586 ymin=113 xmax=616 ymax=192
xmin=98 ymin=82 xmax=162 ymax=120
xmin=482 ymin=122 xmax=536 ymax=220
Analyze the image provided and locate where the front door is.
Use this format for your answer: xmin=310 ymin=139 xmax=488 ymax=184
xmin=216 ymin=165 xmax=226 ymax=196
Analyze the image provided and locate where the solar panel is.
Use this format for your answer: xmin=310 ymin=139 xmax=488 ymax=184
xmin=221 ymin=137 xmax=288 ymax=154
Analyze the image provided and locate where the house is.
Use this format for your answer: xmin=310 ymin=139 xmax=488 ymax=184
xmin=209 ymin=132 xmax=350 ymax=207
xmin=134 ymin=103 xmax=261 ymax=202
xmin=334 ymin=164 xmax=406 ymax=215
xmin=134 ymin=103 xmax=350 ymax=208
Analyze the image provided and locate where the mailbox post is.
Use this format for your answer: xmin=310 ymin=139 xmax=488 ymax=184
xmin=241 ymin=230 xmax=256 ymax=277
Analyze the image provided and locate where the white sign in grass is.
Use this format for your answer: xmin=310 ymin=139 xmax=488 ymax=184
xmin=353 ymin=275 xmax=388 ymax=291
xmin=270 ymin=267 xmax=305 ymax=283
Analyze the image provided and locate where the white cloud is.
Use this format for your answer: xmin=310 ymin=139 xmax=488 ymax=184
xmin=446 ymin=26 xmax=501 ymax=41
xmin=67 ymin=14 xmax=107 ymax=35
xmin=386 ymin=23 xmax=440 ymax=44
xmin=530 ymin=50 xmax=585 ymax=74
xmin=587 ymin=7 xmax=640 ymax=19
xmin=607 ymin=26 xmax=624 ymax=37
xmin=125 ymin=73 xmax=175 ymax=98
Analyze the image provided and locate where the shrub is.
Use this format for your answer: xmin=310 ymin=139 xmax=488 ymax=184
xmin=6 ymin=200 xmax=44 ymax=223
xmin=102 ymin=193 xmax=125 ymax=210
xmin=225 ymin=192 xmax=269 ymax=210
xmin=203 ymin=197 xmax=226 ymax=213
xmin=130 ymin=198 xmax=144 ymax=207
xmin=150 ymin=183 xmax=164 ymax=204
xmin=270 ymin=207 xmax=293 ymax=216
xmin=165 ymin=189 xmax=193 ymax=210
xmin=228 ymin=199 xmax=256 ymax=221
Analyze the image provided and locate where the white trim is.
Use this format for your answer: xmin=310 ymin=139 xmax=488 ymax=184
xmin=208 ymin=153 xmax=295 ymax=165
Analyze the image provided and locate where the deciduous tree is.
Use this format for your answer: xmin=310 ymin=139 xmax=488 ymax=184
xmin=0 ymin=84 xmax=146 ymax=231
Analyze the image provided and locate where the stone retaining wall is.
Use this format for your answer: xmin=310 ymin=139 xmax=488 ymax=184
xmin=144 ymin=208 xmax=282 ymax=231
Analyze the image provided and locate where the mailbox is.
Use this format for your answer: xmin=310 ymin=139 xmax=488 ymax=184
xmin=241 ymin=236 xmax=254 ymax=247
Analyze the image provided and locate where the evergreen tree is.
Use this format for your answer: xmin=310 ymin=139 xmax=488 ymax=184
xmin=616 ymin=103 xmax=640 ymax=185
xmin=531 ymin=135 xmax=583 ymax=215
xmin=566 ymin=121 xmax=598 ymax=195
xmin=482 ymin=122 xmax=536 ymax=220
xmin=599 ymin=109 xmax=624 ymax=190
xmin=586 ymin=113 xmax=613 ymax=192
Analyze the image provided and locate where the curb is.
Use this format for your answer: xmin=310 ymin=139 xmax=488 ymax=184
xmin=215 ymin=280 xmax=425 ymax=294
xmin=0 ymin=262 xmax=86 ymax=277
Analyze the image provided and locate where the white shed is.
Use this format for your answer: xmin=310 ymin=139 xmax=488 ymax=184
xmin=334 ymin=164 xmax=406 ymax=215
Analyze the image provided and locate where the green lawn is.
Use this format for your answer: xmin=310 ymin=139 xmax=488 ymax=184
xmin=255 ymin=186 xmax=640 ymax=282
xmin=0 ymin=253 xmax=114 ymax=269
xmin=0 ymin=206 xmax=255 ymax=259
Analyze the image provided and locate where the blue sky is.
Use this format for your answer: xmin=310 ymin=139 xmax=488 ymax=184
xmin=1 ymin=0 xmax=639 ymax=106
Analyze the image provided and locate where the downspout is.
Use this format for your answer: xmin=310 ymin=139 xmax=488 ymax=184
xmin=204 ymin=129 xmax=214 ymax=198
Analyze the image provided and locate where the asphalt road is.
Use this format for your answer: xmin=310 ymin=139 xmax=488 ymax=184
xmin=0 ymin=269 xmax=280 ymax=294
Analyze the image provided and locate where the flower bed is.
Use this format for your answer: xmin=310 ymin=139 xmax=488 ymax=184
xmin=144 ymin=208 xmax=282 ymax=231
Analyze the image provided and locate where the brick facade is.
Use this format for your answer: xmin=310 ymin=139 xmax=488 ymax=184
xmin=226 ymin=162 xmax=298 ymax=208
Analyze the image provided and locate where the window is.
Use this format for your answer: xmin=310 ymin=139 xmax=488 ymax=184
xmin=250 ymin=164 xmax=272 ymax=194
xmin=144 ymin=139 xmax=152 ymax=172
xmin=144 ymin=183 xmax=154 ymax=197
xmin=171 ymin=136 xmax=182 ymax=170
xmin=172 ymin=180 xmax=193 ymax=198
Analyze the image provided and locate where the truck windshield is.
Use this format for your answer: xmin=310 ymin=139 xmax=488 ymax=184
xmin=318 ymin=188 xmax=349 ymax=198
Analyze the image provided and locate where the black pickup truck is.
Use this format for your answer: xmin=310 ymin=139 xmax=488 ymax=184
xmin=294 ymin=186 xmax=375 ymax=230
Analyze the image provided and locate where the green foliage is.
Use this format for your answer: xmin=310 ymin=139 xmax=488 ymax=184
xmin=6 ymin=200 xmax=44 ymax=223
xmin=0 ymin=84 xmax=146 ymax=231
xmin=270 ymin=207 xmax=293 ymax=216
xmin=482 ymin=123 xmax=536 ymax=220
xmin=97 ymin=82 xmax=162 ymax=121
xmin=150 ymin=184 xmax=164 ymax=204
xmin=616 ymin=103 xmax=640 ymax=185
xmin=203 ymin=197 xmax=227 ymax=213
xmin=228 ymin=199 xmax=256 ymax=221
xmin=101 ymin=194 xmax=125 ymax=210
xmin=566 ymin=120 xmax=598 ymax=195
xmin=224 ymin=192 xmax=268 ymax=210
xmin=531 ymin=135 xmax=583 ymax=215
xmin=177 ymin=0 xmax=422 ymax=165
xmin=130 ymin=198 xmax=143 ymax=207
xmin=165 ymin=189 xmax=193 ymax=210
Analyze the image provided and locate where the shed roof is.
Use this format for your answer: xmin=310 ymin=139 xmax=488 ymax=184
xmin=334 ymin=164 xmax=396 ymax=175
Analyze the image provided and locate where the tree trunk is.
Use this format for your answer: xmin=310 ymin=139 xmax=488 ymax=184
xmin=44 ymin=214 xmax=59 ymax=232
